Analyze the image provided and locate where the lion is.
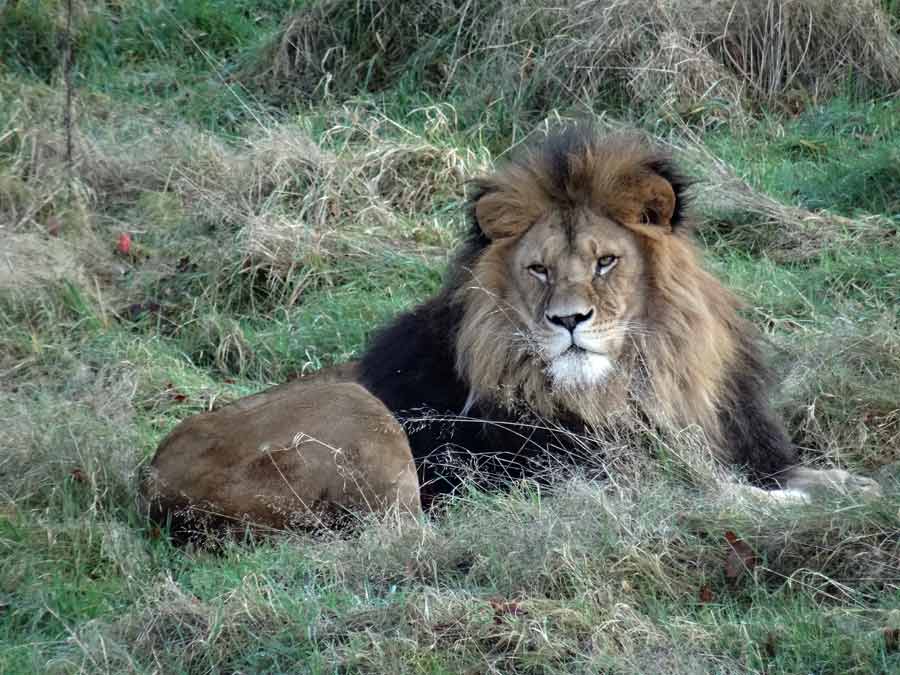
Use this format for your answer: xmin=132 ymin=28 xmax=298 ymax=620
xmin=358 ymin=127 xmax=879 ymax=506
xmin=141 ymin=380 xmax=421 ymax=541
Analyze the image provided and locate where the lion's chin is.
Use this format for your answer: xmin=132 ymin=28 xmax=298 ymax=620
xmin=546 ymin=349 xmax=613 ymax=391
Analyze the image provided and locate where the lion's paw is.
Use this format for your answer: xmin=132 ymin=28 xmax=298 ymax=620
xmin=839 ymin=472 xmax=882 ymax=497
xmin=784 ymin=467 xmax=882 ymax=499
xmin=721 ymin=482 xmax=810 ymax=505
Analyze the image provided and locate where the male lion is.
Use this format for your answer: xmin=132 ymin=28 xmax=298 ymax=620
xmin=359 ymin=127 xmax=878 ymax=505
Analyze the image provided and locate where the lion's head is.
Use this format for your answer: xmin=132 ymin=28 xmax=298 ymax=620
xmin=453 ymin=128 xmax=745 ymax=437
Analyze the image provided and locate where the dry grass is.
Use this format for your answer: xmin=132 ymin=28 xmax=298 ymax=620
xmin=0 ymin=233 xmax=87 ymax=292
xmin=714 ymin=156 xmax=886 ymax=271
xmin=0 ymin=363 xmax=141 ymax=511
xmin=252 ymin=0 xmax=900 ymax=125
xmin=627 ymin=28 xmax=746 ymax=125
xmin=0 ymin=81 xmax=481 ymax=313
xmin=686 ymin=0 xmax=900 ymax=106
xmin=357 ymin=140 xmax=468 ymax=214
xmin=777 ymin=324 xmax=900 ymax=468
xmin=43 ymin=473 xmax=897 ymax=673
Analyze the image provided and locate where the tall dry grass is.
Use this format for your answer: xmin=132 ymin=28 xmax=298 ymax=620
xmin=0 ymin=82 xmax=481 ymax=308
xmin=251 ymin=0 xmax=900 ymax=125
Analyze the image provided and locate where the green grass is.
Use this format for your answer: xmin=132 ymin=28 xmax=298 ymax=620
xmin=1 ymin=0 xmax=301 ymax=130
xmin=2 ymin=2 xmax=900 ymax=673
xmin=705 ymin=99 xmax=900 ymax=218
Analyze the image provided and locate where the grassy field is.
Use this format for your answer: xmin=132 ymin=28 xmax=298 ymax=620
xmin=2 ymin=1 xmax=899 ymax=673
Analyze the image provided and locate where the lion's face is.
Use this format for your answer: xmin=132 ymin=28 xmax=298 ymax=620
xmin=456 ymin=131 xmax=712 ymax=417
xmin=505 ymin=208 xmax=647 ymax=389
xmin=448 ymin=129 xmax=755 ymax=444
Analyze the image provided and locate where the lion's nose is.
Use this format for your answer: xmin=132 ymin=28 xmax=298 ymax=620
xmin=546 ymin=308 xmax=594 ymax=332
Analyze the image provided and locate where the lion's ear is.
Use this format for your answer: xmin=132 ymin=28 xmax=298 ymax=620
xmin=473 ymin=187 xmax=535 ymax=240
xmin=610 ymin=172 xmax=677 ymax=239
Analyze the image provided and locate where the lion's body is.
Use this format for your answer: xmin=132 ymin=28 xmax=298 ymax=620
xmin=142 ymin=381 xmax=421 ymax=540
xmin=360 ymin=128 xmax=801 ymax=504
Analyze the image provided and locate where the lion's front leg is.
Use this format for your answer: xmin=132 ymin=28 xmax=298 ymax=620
xmin=718 ymin=466 xmax=882 ymax=506
xmin=781 ymin=466 xmax=882 ymax=498
xmin=717 ymin=363 xmax=882 ymax=501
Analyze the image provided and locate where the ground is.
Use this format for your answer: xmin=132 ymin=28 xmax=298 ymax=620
xmin=1 ymin=1 xmax=899 ymax=673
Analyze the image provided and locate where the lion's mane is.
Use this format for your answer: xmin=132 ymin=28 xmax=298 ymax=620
xmin=360 ymin=127 xmax=796 ymax=503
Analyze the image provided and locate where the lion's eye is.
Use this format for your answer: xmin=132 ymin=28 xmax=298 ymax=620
xmin=596 ymin=255 xmax=619 ymax=276
xmin=527 ymin=264 xmax=549 ymax=282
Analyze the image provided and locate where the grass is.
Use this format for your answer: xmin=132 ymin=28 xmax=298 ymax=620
xmin=703 ymin=99 xmax=900 ymax=216
xmin=247 ymin=0 xmax=900 ymax=137
xmin=2 ymin=1 xmax=900 ymax=673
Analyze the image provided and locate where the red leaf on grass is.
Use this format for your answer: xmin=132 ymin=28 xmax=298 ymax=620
xmin=164 ymin=382 xmax=188 ymax=403
xmin=117 ymin=232 xmax=132 ymax=255
xmin=724 ymin=530 xmax=758 ymax=580
xmin=698 ymin=585 xmax=714 ymax=603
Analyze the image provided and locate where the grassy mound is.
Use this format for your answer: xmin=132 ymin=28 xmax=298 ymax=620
xmin=250 ymin=0 xmax=900 ymax=126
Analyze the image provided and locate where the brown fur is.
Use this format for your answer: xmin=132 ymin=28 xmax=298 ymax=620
xmin=141 ymin=381 xmax=421 ymax=539
xmin=456 ymin=133 xmax=748 ymax=450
